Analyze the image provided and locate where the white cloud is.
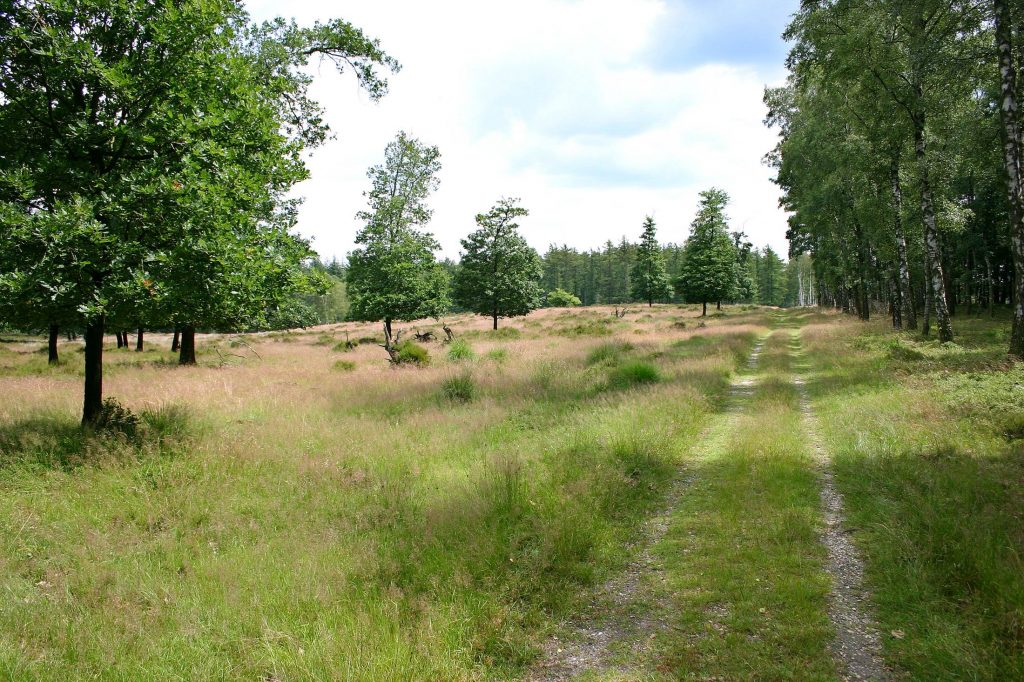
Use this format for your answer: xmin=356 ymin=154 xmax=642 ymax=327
xmin=244 ymin=0 xmax=794 ymax=260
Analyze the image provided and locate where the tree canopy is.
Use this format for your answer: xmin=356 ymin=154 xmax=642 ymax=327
xmin=453 ymin=198 xmax=544 ymax=329
xmin=676 ymin=189 xmax=737 ymax=316
xmin=0 ymin=0 xmax=398 ymax=422
xmin=630 ymin=217 xmax=674 ymax=306
xmin=346 ymin=132 xmax=450 ymax=341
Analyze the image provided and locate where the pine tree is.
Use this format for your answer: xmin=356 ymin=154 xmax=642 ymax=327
xmin=676 ymin=189 xmax=737 ymax=316
xmin=631 ymin=217 xmax=674 ymax=306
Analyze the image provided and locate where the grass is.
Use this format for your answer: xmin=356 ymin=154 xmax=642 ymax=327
xmin=803 ymin=313 xmax=1024 ymax=680
xmin=652 ymin=330 xmax=835 ymax=679
xmin=2 ymin=306 xmax=1019 ymax=679
xmin=0 ymin=305 xmax=758 ymax=680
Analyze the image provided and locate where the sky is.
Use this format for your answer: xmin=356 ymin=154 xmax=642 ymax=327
xmin=243 ymin=0 xmax=798 ymax=262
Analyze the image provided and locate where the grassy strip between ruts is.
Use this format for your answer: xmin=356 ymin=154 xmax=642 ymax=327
xmin=650 ymin=328 xmax=836 ymax=680
xmin=0 ymin=310 xmax=761 ymax=680
xmin=803 ymin=315 xmax=1024 ymax=680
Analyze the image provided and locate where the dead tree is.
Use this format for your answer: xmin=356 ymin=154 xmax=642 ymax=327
xmin=441 ymin=323 xmax=455 ymax=344
xmin=613 ymin=306 xmax=631 ymax=319
xmin=379 ymin=323 xmax=404 ymax=364
xmin=414 ymin=330 xmax=436 ymax=342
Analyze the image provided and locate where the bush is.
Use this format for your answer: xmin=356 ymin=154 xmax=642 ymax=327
xmin=396 ymin=341 xmax=430 ymax=366
xmin=447 ymin=338 xmax=475 ymax=362
xmin=546 ymin=288 xmax=581 ymax=307
xmin=441 ymin=371 xmax=476 ymax=403
xmin=333 ymin=359 xmax=357 ymax=372
xmin=607 ymin=361 xmax=661 ymax=390
xmin=92 ymin=398 xmax=140 ymax=438
xmin=333 ymin=340 xmax=357 ymax=352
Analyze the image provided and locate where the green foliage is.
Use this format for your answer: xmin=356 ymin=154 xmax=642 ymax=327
xmin=546 ymin=288 xmax=582 ymax=307
xmin=333 ymin=359 xmax=357 ymax=372
xmin=346 ymin=133 xmax=451 ymax=326
xmin=676 ymin=189 xmax=737 ymax=310
xmin=91 ymin=398 xmax=140 ymax=439
xmin=447 ymin=339 xmax=475 ymax=362
xmin=396 ymin=341 xmax=430 ymax=366
xmin=607 ymin=361 xmax=661 ymax=389
xmin=0 ymin=0 xmax=398 ymax=422
xmin=440 ymin=371 xmax=476 ymax=403
xmin=453 ymin=198 xmax=543 ymax=327
xmin=630 ymin=217 xmax=674 ymax=305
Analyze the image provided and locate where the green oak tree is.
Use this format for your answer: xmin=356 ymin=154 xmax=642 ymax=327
xmin=676 ymin=189 xmax=737 ymax=316
xmin=453 ymin=198 xmax=543 ymax=329
xmin=630 ymin=216 xmax=674 ymax=306
xmin=0 ymin=1 xmax=396 ymax=422
xmin=346 ymin=132 xmax=450 ymax=358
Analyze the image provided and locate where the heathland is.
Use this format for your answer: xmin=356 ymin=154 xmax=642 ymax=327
xmin=0 ymin=305 xmax=1021 ymax=680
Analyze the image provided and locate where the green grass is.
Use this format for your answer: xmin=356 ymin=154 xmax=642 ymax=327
xmin=446 ymin=338 xmax=475 ymax=362
xmin=652 ymin=330 xmax=835 ymax=679
xmin=804 ymin=316 xmax=1024 ymax=679
xmin=0 ymin=307 xmax=760 ymax=680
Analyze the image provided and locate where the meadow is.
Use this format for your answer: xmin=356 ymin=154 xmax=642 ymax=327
xmin=0 ymin=305 xmax=1021 ymax=680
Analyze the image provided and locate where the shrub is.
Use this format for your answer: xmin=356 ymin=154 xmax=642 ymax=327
xmin=607 ymin=361 xmax=661 ymax=390
xmin=586 ymin=341 xmax=634 ymax=366
xmin=333 ymin=340 xmax=357 ymax=352
xmin=333 ymin=359 xmax=357 ymax=372
xmin=447 ymin=338 xmax=475 ymax=362
xmin=92 ymin=398 xmax=140 ymax=438
xmin=396 ymin=341 xmax=430 ymax=366
xmin=546 ymin=288 xmax=581 ymax=307
xmin=441 ymin=371 xmax=476 ymax=403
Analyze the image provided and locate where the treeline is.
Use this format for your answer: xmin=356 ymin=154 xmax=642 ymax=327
xmin=309 ymin=226 xmax=811 ymax=322
xmin=539 ymin=241 xmax=809 ymax=308
xmin=769 ymin=0 xmax=1024 ymax=355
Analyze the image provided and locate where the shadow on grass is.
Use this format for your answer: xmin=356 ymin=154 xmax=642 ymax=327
xmin=0 ymin=404 xmax=196 ymax=472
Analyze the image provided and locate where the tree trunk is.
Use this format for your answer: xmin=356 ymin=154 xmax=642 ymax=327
xmin=987 ymin=251 xmax=995 ymax=317
xmin=701 ymin=301 xmax=707 ymax=316
xmin=178 ymin=326 xmax=196 ymax=365
xmin=115 ymin=331 xmax=123 ymax=349
xmin=171 ymin=328 xmax=180 ymax=352
xmin=892 ymin=158 xmax=917 ymax=329
xmin=922 ymin=263 xmax=932 ymax=336
xmin=891 ymin=278 xmax=903 ymax=330
xmin=493 ymin=306 xmax=498 ymax=330
xmin=82 ymin=316 xmax=104 ymax=426
xmin=995 ymin=0 xmax=1024 ymax=355
xmin=48 ymin=324 xmax=59 ymax=365
xmin=717 ymin=300 xmax=722 ymax=311
xmin=913 ymin=114 xmax=954 ymax=342
xmin=136 ymin=328 xmax=144 ymax=352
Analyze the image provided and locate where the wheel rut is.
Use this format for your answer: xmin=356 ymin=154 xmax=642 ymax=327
xmin=791 ymin=331 xmax=891 ymax=682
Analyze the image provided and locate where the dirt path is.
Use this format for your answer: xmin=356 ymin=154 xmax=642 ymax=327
xmin=792 ymin=332 xmax=890 ymax=682
xmin=525 ymin=340 xmax=766 ymax=681
xmin=526 ymin=329 xmax=890 ymax=681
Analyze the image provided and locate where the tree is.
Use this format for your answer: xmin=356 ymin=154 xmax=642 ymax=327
xmin=453 ymin=198 xmax=543 ymax=329
xmin=0 ymin=1 xmax=397 ymax=423
xmin=677 ymin=189 xmax=737 ymax=316
xmin=993 ymin=0 xmax=1024 ymax=356
xmin=630 ymin=217 xmax=674 ymax=306
xmin=346 ymin=132 xmax=450 ymax=358
xmin=546 ymin=288 xmax=582 ymax=307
